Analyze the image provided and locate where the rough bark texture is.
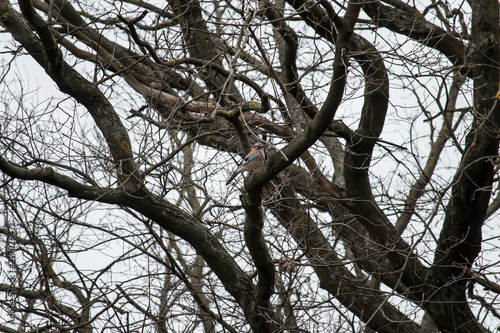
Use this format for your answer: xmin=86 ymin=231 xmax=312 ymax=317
xmin=428 ymin=0 xmax=500 ymax=331
xmin=1 ymin=0 xmax=499 ymax=331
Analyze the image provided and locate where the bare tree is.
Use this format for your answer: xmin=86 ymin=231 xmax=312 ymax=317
xmin=0 ymin=0 xmax=499 ymax=332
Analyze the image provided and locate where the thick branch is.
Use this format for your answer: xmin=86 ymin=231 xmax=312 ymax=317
xmin=269 ymin=181 xmax=425 ymax=333
xmin=242 ymin=196 xmax=276 ymax=333
xmin=3 ymin=0 xmax=140 ymax=190
xmin=0 ymin=283 xmax=81 ymax=326
xmin=248 ymin=0 xmax=361 ymax=192
xmin=167 ymin=0 xmax=243 ymax=104
xmin=363 ymin=0 xmax=465 ymax=66
xmin=0 ymin=155 xmax=261 ymax=328
xmin=427 ymin=0 xmax=500 ymax=331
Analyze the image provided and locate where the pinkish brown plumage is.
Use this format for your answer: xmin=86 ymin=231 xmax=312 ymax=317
xmin=226 ymin=143 xmax=266 ymax=185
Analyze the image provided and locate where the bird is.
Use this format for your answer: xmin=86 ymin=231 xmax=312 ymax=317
xmin=226 ymin=143 xmax=266 ymax=185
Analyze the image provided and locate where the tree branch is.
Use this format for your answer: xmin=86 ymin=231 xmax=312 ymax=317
xmin=269 ymin=181 xmax=426 ymax=333
xmin=247 ymin=0 xmax=361 ymax=192
xmin=363 ymin=0 xmax=465 ymax=66
xmin=0 ymin=154 xmax=265 ymax=331
xmin=396 ymin=72 xmax=466 ymax=235
xmin=5 ymin=0 xmax=141 ymax=191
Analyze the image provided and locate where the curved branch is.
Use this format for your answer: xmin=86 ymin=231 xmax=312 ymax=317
xmin=33 ymin=0 xmax=197 ymax=94
xmin=260 ymin=0 xmax=318 ymax=119
xmin=168 ymin=0 xmax=243 ymax=104
xmin=248 ymin=0 xmax=362 ymax=191
xmin=5 ymin=0 xmax=140 ymax=191
xmin=269 ymin=181 xmax=425 ymax=333
xmin=0 ymin=155 xmax=262 ymax=330
xmin=242 ymin=196 xmax=277 ymax=332
xmin=117 ymin=12 xmax=271 ymax=113
xmin=0 ymin=283 xmax=82 ymax=327
xmin=0 ymin=324 xmax=23 ymax=333
xmin=286 ymin=0 xmax=429 ymax=299
xmin=396 ymin=72 xmax=466 ymax=235
xmin=362 ymin=0 xmax=466 ymax=66
xmin=427 ymin=0 xmax=499 ymax=331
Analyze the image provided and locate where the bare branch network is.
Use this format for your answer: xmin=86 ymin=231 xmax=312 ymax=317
xmin=0 ymin=0 xmax=499 ymax=332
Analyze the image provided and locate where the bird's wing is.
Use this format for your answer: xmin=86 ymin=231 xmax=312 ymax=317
xmin=244 ymin=155 xmax=255 ymax=163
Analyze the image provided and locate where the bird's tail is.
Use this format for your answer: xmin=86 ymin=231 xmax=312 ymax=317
xmin=226 ymin=171 xmax=238 ymax=185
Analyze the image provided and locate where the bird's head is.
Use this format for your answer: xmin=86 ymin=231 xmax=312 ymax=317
xmin=252 ymin=143 xmax=266 ymax=150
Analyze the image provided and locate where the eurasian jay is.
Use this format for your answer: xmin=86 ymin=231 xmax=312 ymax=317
xmin=226 ymin=143 xmax=266 ymax=185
